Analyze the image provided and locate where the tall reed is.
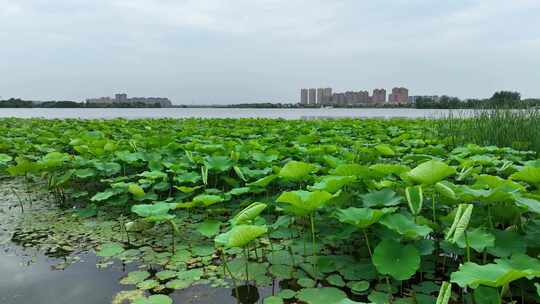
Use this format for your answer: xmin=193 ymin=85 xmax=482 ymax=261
xmin=434 ymin=107 xmax=540 ymax=153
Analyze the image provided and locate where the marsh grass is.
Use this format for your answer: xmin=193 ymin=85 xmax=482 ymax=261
xmin=435 ymin=107 xmax=540 ymax=153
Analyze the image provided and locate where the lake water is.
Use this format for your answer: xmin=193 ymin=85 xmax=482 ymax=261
xmin=0 ymin=108 xmax=459 ymax=119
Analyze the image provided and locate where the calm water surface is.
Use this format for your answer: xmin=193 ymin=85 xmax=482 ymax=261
xmin=0 ymin=244 xmax=276 ymax=304
xmin=0 ymin=108 xmax=458 ymax=119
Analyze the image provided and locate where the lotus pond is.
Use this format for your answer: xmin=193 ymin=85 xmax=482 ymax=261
xmin=0 ymin=118 xmax=539 ymax=304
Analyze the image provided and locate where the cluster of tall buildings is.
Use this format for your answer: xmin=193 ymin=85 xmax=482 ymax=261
xmin=300 ymin=87 xmax=409 ymax=106
xmin=86 ymin=93 xmax=172 ymax=107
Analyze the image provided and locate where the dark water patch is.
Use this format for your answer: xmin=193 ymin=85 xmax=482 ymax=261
xmin=0 ymin=244 xmax=279 ymax=304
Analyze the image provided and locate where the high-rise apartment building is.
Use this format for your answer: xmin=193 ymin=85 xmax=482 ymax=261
xmin=372 ymin=89 xmax=386 ymax=103
xmin=388 ymin=87 xmax=409 ymax=104
xmin=300 ymin=89 xmax=309 ymax=105
xmin=115 ymin=93 xmax=128 ymax=103
xmin=317 ymin=88 xmax=332 ymax=105
xmin=308 ymin=88 xmax=317 ymax=105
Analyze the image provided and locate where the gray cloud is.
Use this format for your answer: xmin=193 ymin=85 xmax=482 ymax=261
xmin=1 ymin=0 xmax=539 ymax=104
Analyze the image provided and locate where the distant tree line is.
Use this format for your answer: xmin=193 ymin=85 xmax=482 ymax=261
xmin=0 ymin=98 xmax=163 ymax=108
xmin=415 ymin=91 xmax=540 ymax=109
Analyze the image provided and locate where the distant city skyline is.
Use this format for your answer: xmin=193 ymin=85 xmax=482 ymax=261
xmin=300 ymin=87 xmax=408 ymax=106
xmin=2 ymin=1 xmax=540 ymax=104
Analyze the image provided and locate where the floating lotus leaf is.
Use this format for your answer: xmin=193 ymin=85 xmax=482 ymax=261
xmin=96 ymin=242 xmax=124 ymax=257
xmin=119 ymin=271 xmax=151 ymax=285
xmin=326 ymin=274 xmax=346 ymax=287
xmin=133 ymin=295 xmax=172 ymax=304
xmin=336 ymin=207 xmax=397 ymax=229
xmin=405 ymin=160 xmax=456 ymax=185
xmin=372 ymin=239 xmax=421 ymax=280
xmin=0 ymin=153 xmax=12 ymax=164
xmin=361 ymin=189 xmax=401 ymax=208
xmin=264 ymin=296 xmax=284 ymax=304
xmin=195 ymin=219 xmax=221 ymax=237
xmin=136 ymin=279 xmax=159 ymax=290
xmin=379 ymin=213 xmax=432 ymax=239
xmin=278 ymin=161 xmax=317 ymax=181
xmin=296 ymin=287 xmax=348 ymax=304
xmin=347 ymin=281 xmax=369 ymax=294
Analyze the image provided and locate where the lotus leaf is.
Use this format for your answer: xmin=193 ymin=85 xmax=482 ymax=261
xmin=361 ymin=188 xmax=402 ymax=207
xmin=372 ymin=239 xmax=421 ymax=280
xmin=379 ymin=213 xmax=432 ymax=239
xmin=336 ymin=207 xmax=397 ymax=229
xmin=405 ymin=160 xmax=456 ymax=185
xmin=296 ymin=287 xmax=348 ymax=304
xmin=278 ymin=160 xmax=317 ymax=180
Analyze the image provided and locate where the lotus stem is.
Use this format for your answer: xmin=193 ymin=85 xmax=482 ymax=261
xmin=220 ymin=250 xmax=240 ymax=303
xmin=362 ymin=229 xmax=373 ymax=258
xmin=464 ymin=231 xmax=471 ymax=263
xmin=244 ymin=247 xmax=250 ymax=283
xmin=310 ymin=213 xmax=317 ymax=275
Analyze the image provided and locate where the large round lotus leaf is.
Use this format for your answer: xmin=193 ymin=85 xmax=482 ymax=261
xmin=336 ymin=207 xmax=397 ymax=229
xmin=372 ymin=239 xmax=420 ymax=281
xmin=510 ymin=166 xmax=540 ymax=184
xmin=227 ymin=225 xmax=267 ymax=248
xmin=450 ymin=254 xmax=540 ymax=288
xmin=195 ymin=219 xmax=221 ymax=237
xmin=133 ymin=294 xmax=173 ymax=304
xmin=96 ymin=242 xmax=124 ymax=257
xmin=296 ymin=287 xmax=348 ymax=304
xmin=405 ymin=160 xmax=456 ymax=185
xmin=278 ymin=161 xmax=317 ymax=180
xmin=487 ymin=230 xmax=526 ymax=258
xmin=473 ymin=286 xmax=501 ymax=304
xmin=455 ymin=228 xmax=495 ymax=252
xmin=204 ymin=155 xmax=233 ymax=172
xmin=379 ymin=213 xmax=432 ymax=239
xmin=276 ymin=190 xmax=333 ymax=214
xmin=264 ymin=296 xmax=284 ymax=304
xmin=119 ymin=271 xmax=151 ymax=285
xmin=361 ymin=189 xmax=402 ymax=207
xmin=308 ymin=175 xmax=356 ymax=193
xmin=131 ymin=202 xmax=175 ymax=218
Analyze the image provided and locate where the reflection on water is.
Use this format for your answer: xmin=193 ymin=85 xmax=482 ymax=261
xmin=0 ymin=107 xmax=458 ymax=119
xmin=0 ymin=245 xmax=276 ymax=304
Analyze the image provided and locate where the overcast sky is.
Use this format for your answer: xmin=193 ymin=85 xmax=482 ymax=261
xmin=1 ymin=0 xmax=539 ymax=104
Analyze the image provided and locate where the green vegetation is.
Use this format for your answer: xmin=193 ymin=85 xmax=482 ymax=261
xmin=1 ymin=117 xmax=540 ymax=303
xmin=436 ymin=107 xmax=540 ymax=153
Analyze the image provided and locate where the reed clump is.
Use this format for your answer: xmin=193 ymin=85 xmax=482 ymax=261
xmin=435 ymin=107 xmax=540 ymax=153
